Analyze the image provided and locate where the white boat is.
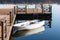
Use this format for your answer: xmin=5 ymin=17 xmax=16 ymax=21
xmin=13 ymin=19 xmax=45 ymax=30
xmin=14 ymin=26 xmax=45 ymax=37
xmin=14 ymin=19 xmax=40 ymax=27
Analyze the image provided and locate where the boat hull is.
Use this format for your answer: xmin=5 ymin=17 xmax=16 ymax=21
xmin=14 ymin=20 xmax=45 ymax=30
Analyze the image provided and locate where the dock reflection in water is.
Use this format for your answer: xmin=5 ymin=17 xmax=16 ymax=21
xmin=12 ymin=13 xmax=52 ymax=40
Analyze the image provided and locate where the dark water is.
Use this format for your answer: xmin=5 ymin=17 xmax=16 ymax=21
xmin=11 ymin=4 xmax=60 ymax=40
xmin=0 ymin=0 xmax=60 ymax=3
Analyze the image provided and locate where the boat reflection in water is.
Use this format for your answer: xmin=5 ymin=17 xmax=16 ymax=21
xmin=10 ymin=19 xmax=52 ymax=40
xmin=13 ymin=19 xmax=52 ymax=37
xmin=13 ymin=26 xmax=45 ymax=37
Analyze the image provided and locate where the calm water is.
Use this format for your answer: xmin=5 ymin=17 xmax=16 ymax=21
xmin=11 ymin=4 xmax=60 ymax=40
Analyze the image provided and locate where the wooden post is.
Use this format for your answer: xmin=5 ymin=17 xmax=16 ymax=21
xmin=14 ymin=6 xmax=15 ymax=14
xmin=41 ymin=4 xmax=43 ymax=14
xmin=5 ymin=20 xmax=7 ymax=38
xmin=16 ymin=6 xmax=18 ymax=14
xmin=1 ymin=21 xmax=4 ymax=40
xmin=10 ymin=12 xmax=11 ymax=26
xmin=49 ymin=5 xmax=52 ymax=12
xmin=25 ymin=4 xmax=27 ymax=14
xmin=49 ymin=20 xmax=51 ymax=28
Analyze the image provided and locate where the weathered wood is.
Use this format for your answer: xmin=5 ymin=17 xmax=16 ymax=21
xmin=10 ymin=12 xmax=11 ymax=26
xmin=0 ymin=9 xmax=13 ymax=15
xmin=0 ymin=8 xmax=16 ymax=40
xmin=15 ymin=4 xmax=52 ymax=14
xmin=1 ymin=22 xmax=3 ymax=40
xmin=0 ymin=17 xmax=6 ymax=40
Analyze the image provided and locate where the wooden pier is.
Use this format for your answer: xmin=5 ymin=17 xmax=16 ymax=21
xmin=0 ymin=8 xmax=16 ymax=40
xmin=0 ymin=4 xmax=52 ymax=40
xmin=15 ymin=4 xmax=52 ymax=20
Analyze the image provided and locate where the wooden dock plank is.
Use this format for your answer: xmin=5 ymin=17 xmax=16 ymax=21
xmin=0 ymin=14 xmax=16 ymax=40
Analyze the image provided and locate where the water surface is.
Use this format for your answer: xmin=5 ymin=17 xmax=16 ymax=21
xmin=11 ymin=4 xmax=60 ymax=40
